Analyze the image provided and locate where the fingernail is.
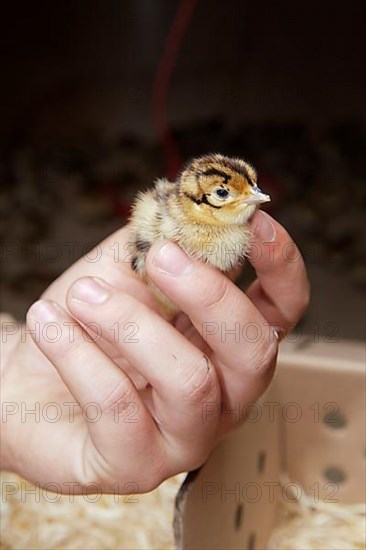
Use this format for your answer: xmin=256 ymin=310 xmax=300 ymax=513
xmin=255 ymin=211 xmax=276 ymax=242
xmin=27 ymin=300 xmax=60 ymax=322
xmin=70 ymin=277 xmax=110 ymax=304
xmin=153 ymin=242 xmax=193 ymax=276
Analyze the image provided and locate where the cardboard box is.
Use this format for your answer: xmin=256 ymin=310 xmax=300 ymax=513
xmin=174 ymin=339 xmax=365 ymax=549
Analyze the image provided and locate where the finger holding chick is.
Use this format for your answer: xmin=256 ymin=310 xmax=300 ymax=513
xmin=247 ymin=210 xmax=310 ymax=335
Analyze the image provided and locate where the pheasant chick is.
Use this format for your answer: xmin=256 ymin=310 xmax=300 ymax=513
xmin=129 ymin=153 xmax=270 ymax=319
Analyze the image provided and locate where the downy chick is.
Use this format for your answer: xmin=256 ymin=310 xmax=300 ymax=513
xmin=129 ymin=153 xmax=270 ymax=319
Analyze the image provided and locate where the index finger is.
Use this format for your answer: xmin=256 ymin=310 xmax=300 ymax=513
xmin=246 ymin=211 xmax=310 ymax=333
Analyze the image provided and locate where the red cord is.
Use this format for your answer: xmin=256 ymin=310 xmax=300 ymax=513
xmin=152 ymin=0 xmax=198 ymax=179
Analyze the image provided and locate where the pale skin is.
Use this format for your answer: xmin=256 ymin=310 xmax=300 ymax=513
xmin=0 ymin=211 xmax=309 ymax=494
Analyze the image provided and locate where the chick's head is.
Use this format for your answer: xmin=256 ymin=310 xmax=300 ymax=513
xmin=177 ymin=154 xmax=270 ymax=225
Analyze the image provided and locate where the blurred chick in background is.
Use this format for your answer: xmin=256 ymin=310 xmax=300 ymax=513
xmin=129 ymin=153 xmax=270 ymax=318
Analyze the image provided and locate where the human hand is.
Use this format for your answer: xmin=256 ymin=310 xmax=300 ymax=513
xmin=0 ymin=211 xmax=309 ymax=493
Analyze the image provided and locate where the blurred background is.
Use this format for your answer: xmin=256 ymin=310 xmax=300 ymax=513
xmin=1 ymin=0 xmax=365 ymax=340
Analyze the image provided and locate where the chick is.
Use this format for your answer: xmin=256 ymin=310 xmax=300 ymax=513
xmin=129 ymin=153 xmax=270 ymax=319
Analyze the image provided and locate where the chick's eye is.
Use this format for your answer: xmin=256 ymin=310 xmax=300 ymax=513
xmin=214 ymin=188 xmax=230 ymax=200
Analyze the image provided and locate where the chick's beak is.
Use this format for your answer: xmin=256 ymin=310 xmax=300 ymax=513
xmin=242 ymin=187 xmax=271 ymax=205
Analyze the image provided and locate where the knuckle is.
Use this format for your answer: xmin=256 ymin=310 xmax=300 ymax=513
xmin=252 ymin=338 xmax=278 ymax=377
xmin=108 ymin=306 xmax=144 ymax=344
xmin=200 ymin=276 xmax=229 ymax=310
xmin=44 ymin=325 xmax=84 ymax=358
xmin=100 ymin=377 xmax=137 ymax=415
xmin=115 ymin=304 xmax=140 ymax=329
xmin=180 ymin=354 xmax=218 ymax=406
xmin=299 ymin=277 xmax=311 ymax=315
